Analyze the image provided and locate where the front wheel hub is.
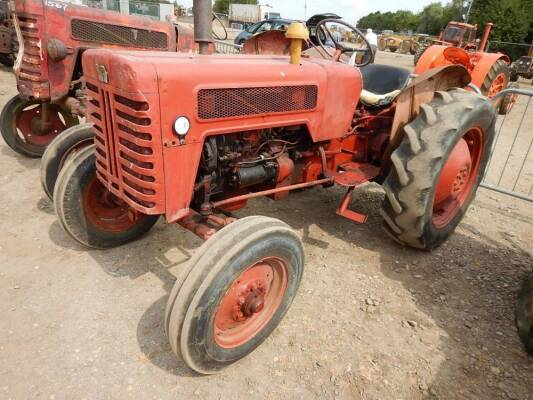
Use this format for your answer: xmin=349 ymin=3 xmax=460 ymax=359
xmin=433 ymin=128 xmax=484 ymax=229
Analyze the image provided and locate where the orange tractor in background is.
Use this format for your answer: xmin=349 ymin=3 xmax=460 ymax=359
xmin=415 ymin=22 xmax=515 ymax=115
xmin=413 ymin=20 xmax=479 ymax=64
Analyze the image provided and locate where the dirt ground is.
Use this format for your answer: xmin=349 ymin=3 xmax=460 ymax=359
xmin=0 ymin=52 xmax=532 ymax=400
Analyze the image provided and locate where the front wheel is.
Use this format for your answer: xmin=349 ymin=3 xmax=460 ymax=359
xmin=0 ymin=96 xmax=79 ymax=158
xmin=40 ymin=123 xmax=95 ymax=200
xmin=516 ymin=275 xmax=533 ymax=355
xmin=165 ymin=216 xmax=304 ymax=374
xmin=380 ymin=89 xmax=496 ymax=250
xmin=53 ymin=145 xmax=159 ymax=249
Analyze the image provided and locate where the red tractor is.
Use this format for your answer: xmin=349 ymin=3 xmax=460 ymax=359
xmin=415 ymin=22 xmax=515 ymax=114
xmin=49 ymin=0 xmax=502 ymax=373
xmin=0 ymin=0 xmax=200 ymax=158
xmin=414 ymin=20 xmax=479 ymax=65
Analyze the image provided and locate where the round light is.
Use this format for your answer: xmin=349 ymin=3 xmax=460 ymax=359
xmin=173 ymin=116 xmax=190 ymax=136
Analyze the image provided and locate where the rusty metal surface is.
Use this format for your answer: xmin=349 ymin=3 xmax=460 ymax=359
xmin=14 ymin=0 xmax=182 ymax=102
xmin=0 ymin=23 xmax=10 ymax=54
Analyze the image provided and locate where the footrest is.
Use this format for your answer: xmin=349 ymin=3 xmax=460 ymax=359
xmin=336 ymin=187 xmax=368 ymax=224
xmin=333 ymin=162 xmax=380 ymax=187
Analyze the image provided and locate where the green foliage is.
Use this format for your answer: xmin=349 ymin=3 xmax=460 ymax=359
xmin=214 ymin=0 xmax=258 ymax=15
xmin=356 ymin=0 xmax=531 ymax=45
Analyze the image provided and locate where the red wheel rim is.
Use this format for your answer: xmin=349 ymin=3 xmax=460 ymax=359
xmin=487 ymin=72 xmax=507 ymax=98
xmin=432 ymin=127 xmax=484 ymax=229
xmin=213 ymin=257 xmax=289 ymax=349
xmin=14 ymin=103 xmax=70 ymax=147
xmin=83 ymin=176 xmax=141 ymax=232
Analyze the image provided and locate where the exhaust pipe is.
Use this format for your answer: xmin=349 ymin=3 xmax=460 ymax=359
xmin=7 ymin=0 xmax=23 ymax=73
xmin=193 ymin=0 xmax=213 ymax=55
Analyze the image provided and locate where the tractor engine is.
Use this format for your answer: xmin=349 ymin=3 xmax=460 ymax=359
xmin=82 ymin=49 xmax=362 ymax=222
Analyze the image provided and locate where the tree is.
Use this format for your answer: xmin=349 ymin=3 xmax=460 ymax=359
xmin=213 ymin=0 xmax=258 ymax=15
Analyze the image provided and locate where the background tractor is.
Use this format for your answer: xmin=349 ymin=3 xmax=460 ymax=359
xmin=0 ymin=0 xmax=202 ymax=158
xmin=414 ymin=20 xmax=478 ymax=65
xmin=415 ymin=22 xmax=514 ymax=115
xmin=46 ymin=0 xmax=503 ymax=374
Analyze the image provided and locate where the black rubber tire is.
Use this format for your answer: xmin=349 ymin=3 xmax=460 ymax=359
xmin=413 ymin=45 xmax=427 ymax=65
xmin=509 ymin=64 xmax=519 ymax=82
xmin=389 ymin=46 xmax=398 ymax=53
xmin=516 ymin=275 xmax=533 ymax=355
xmin=480 ymin=59 xmax=510 ymax=97
xmin=380 ymin=89 xmax=496 ymax=250
xmin=0 ymin=53 xmax=13 ymax=67
xmin=165 ymin=216 xmax=304 ymax=374
xmin=498 ymin=82 xmax=519 ymax=115
xmin=0 ymin=95 xmax=79 ymax=158
xmin=40 ymin=123 xmax=94 ymax=200
xmin=53 ymin=145 xmax=159 ymax=249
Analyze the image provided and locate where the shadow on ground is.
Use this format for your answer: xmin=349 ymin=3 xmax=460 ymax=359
xmin=45 ymin=184 xmax=533 ymax=397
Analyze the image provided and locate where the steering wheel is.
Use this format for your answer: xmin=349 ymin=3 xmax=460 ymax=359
xmin=212 ymin=12 xmax=228 ymax=41
xmin=314 ymin=18 xmax=373 ymax=68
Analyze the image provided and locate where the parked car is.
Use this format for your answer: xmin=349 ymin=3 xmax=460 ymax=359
xmin=234 ymin=18 xmax=293 ymax=45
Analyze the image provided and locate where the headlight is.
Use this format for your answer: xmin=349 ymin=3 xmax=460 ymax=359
xmin=173 ymin=116 xmax=190 ymax=137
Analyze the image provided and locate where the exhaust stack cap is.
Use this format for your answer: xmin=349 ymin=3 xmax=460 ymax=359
xmin=285 ymin=22 xmax=309 ymax=65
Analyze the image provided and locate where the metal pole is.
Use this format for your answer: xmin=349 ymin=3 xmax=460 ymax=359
xmin=193 ymin=0 xmax=213 ymax=55
xmin=304 ymin=0 xmax=307 ymax=20
xmin=465 ymin=0 xmax=474 ymax=23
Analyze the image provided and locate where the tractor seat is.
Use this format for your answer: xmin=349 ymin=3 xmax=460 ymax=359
xmin=359 ymin=64 xmax=411 ymax=107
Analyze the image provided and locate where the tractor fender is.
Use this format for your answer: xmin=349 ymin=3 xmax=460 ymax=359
xmin=378 ymin=64 xmax=472 ymax=181
xmin=414 ymin=45 xmax=448 ymax=74
xmin=469 ymin=51 xmax=510 ymax=89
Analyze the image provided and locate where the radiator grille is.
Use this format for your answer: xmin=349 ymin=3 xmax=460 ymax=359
xmin=17 ymin=16 xmax=44 ymax=84
xmin=197 ymin=85 xmax=318 ymax=120
xmin=71 ymin=19 xmax=168 ymax=49
xmin=85 ymin=81 xmax=164 ymax=214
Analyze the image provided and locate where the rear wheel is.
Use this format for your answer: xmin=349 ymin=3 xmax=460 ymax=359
xmin=381 ymin=89 xmax=496 ymax=250
xmin=389 ymin=46 xmax=398 ymax=53
xmin=0 ymin=53 xmax=14 ymax=67
xmin=399 ymin=40 xmax=411 ymax=54
xmin=40 ymin=123 xmax=94 ymax=200
xmin=378 ymin=38 xmax=387 ymax=51
xmin=413 ymin=45 xmax=427 ymax=65
xmin=0 ymin=96 xmax=79 ymax=158
xmin=165 ymin=216 xmax=304 ymax=374
xmin=481 ymin=59 xmax=510 ymax=108
xmin=516 ymin=275 xmax=533 ymax=355
xmin=53 ymin=145 xmax=158 ymax=249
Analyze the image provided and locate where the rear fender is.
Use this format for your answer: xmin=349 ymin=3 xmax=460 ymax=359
xmin=379 ymin=65 xmax=471 ymax=178
xmin=469 ymin=52 xmax=510 ymax=89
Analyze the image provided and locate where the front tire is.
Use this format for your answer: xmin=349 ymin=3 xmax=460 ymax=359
xmin=0 ymin=96 xmax=78 ymax=158
xmin=40 ymin=123 xmax=94 ymax=200
xmin=165 ymin=216 xmax=304 ymax=374
xmin=380 ymin=89 xmax=496 ymax=250
xmin=516 ymin=275 xmax=533 ymax=355
xmin=53 ymin=145 xmax=159 ymax=249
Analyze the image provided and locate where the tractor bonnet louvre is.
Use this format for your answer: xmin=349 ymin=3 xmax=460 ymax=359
xmin=17 ymin=15 xmax=44 ymax=84
xmin=197 ymin=85 xmax=318 ymax=120
xmin=71 ymin=19 xmax=168 ymax=49
xmin=85 ymin=80 xmax=165 ymax=215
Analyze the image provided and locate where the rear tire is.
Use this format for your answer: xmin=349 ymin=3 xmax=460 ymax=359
xmin=0 ymin=96 xmax=78 ymax=158
xmin=41 ymin=123 xmax=94 ymax=200
xmin=378 ymin=38 xmax=387 ymax=51
xmin=516 ymin=275 xmax=533 ymax=355
xmin=481 ymin=59 xmax=510 ymax=100
xmin=413 ymin=45 xmax=427 ymax=65
xmin=165 ymin=216 xmax=304 ymax=374
xmin=380 ymin=89 xmax=496 ymax=250
xmin=0 ymin=53 xmax=13 ymax=67
xmin=389 ymin=46 xmax=397 ymax=53
xmin=53 ymin=145 xmax=158 ymax=249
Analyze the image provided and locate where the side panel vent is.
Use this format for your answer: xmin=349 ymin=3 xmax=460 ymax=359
xmin=71 ymin=19 xmax=168 ymax=49
xmin=198 ymin=85 xmax=318 ymax=120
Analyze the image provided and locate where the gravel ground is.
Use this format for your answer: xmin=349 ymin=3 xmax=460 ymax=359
xmin=0 ymin=52 xmax=532 ymax=400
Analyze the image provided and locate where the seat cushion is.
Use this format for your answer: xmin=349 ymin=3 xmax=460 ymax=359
xmin=360 ymin=64 xmax=411 ymax=95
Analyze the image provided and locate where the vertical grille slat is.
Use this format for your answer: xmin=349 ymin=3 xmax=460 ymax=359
xmin=85 ymin=78 xmax=164 ymax=214
xmin=17 ymin=15 xmax=44 ymax=84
